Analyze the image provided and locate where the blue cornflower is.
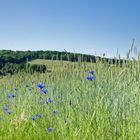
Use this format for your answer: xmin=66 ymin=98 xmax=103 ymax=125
xmin=47 ymin=98 xmax=53 ymax=103
xmin=89 ymin=70 xmax=94 ymax=75
xmin=7 ymin=94 xmax=16 ymax=98
xmin=11 ymin=94 xmax=16 ymax=98
xmin=37 ymin=83 xmax=45 ymax=89
xmin=87 ymin=75 xmax=95 ymax=81
xmin=37 ymin=114 xmax=42 ymax=118
xmin=6 ymin=110 xmax=12 ymax=115
xmin=3 ymin=107 xmax=8 ymax=111
xmin=47 ymin=127 xmax=54 ymax=133
xmin=41 ymin=89 xmax=48 ymax=94
xmin=32 ymin=116 xmax=36 ymax=121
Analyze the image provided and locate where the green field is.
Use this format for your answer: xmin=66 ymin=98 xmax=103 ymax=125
xmin=0 ymin=59 xmax=140 ymax=140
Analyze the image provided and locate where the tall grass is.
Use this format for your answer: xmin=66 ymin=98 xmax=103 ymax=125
xmin=0 ymin=49 xmax=140 ymax=140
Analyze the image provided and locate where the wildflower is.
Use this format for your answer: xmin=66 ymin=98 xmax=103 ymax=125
xmin=7 ymin=94 xmax=16 ymax=98
xmin=32 ymin=116 xmax=36 ymax=121
xmin=87 ymin=75 xmax=95 ymax=81
xmin=47 ymin=98 xmax=53 ymax=103
xmin=3 ymin=107 xmax=8 ymax=111
xmin=37 ymin=114 xmax=42 ymax=118
xmin=6 ymin=110 xmax=12 ymax=115
xmin=41 ymin=89 xmax=48 ymax=94
xmin=11 ymin=94 xmax=16 ymax=98
xmin=47 ymin=127 xmax=54 ymax=133
xmin=89 ymin=70 xmax=94 ymax=75
xmin=37 ymin=83 xmax=45 ymax=89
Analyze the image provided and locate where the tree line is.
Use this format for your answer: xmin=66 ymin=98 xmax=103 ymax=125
xmin=0 ymin=50 xmax=125 ymax=76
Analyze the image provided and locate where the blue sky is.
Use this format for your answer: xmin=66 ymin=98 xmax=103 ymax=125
xmin=0 ymin=0 xmax=139 ymax=58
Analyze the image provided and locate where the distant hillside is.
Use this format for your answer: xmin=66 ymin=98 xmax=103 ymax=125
xmin=0 ymin=49 xmax=126 ymax=76
xmin=0 ymin=50 xmax=125 ymax=67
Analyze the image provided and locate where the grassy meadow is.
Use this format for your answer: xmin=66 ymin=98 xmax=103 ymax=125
xmin=0 ymin=57 xmax=140 ymax=140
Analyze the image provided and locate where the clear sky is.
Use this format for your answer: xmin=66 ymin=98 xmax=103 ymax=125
xmin=0 ymin=0 xmax=139 ymax=58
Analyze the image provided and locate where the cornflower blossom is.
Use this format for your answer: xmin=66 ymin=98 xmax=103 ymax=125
xmin=6 ymin=110 xmax=12 ymax=115
xmin=37 ymin=114 xmax=42 ymax=118
xmin=89 ymin=70 xmax=94 ymax=75
xmin=47 ymin=98 xmax=53 ymax=103
xmin=47 ymin=128 xmax=54 ymax=132
xmin=7 ymin=94 xmax=16 ymax=98
xmin=32 ymin=116 xmax=36 ymax=121
xmin=37 ymin=83 xmax=45 ymax=89
xmin=41 ymin=89 xmax=48 ymax=94
xmin=87 ymin=75 xmax=95 ymax=81
xmin=3 ymin=107 xmax=8 ymax=111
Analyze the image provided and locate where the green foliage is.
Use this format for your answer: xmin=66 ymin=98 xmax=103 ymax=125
xmin=0 ymin=49 xmax=124 ymax=66
xmin=0 ymin=63 xmax=25 ymax=75
xmin=0 ymin=50 xmax=126 ymax=76
xmin=0 ymin=62 xmax=46 ymax=76
xmin=0 ymin=59 xmax=140 ymax=139
xmin=26 ymin=64 xmax=46 ymax=74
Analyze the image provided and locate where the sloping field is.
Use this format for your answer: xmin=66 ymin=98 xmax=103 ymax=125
xmin=0 ymin=60 xmax=140 ymax=140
